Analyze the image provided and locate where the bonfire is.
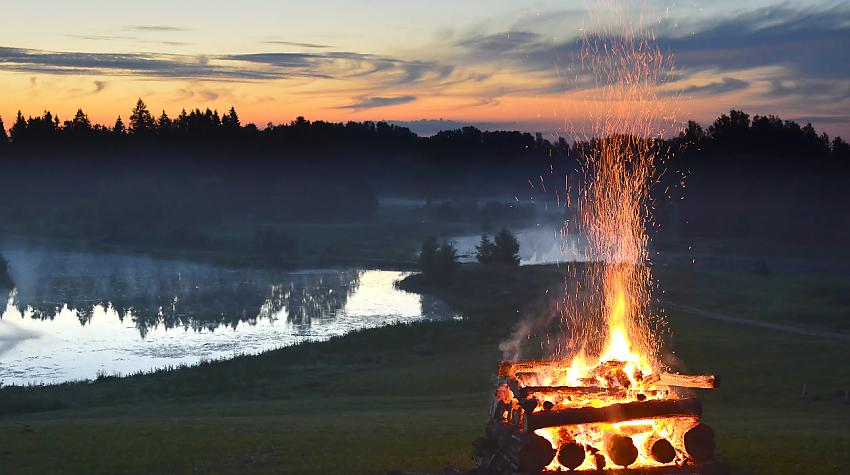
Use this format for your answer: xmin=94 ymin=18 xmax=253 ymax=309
xmin=474 ymin=5 xmax=725 ymax=474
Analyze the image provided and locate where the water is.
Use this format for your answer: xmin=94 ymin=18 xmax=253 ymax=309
xmin=451 ymin=226 xmax=586 ymax=265
xmin=0 ymin=242 xmax=457 ymax=386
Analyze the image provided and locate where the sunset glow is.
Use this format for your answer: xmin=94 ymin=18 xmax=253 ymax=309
xmin=1 ymin=1 xmax=848 ymax=136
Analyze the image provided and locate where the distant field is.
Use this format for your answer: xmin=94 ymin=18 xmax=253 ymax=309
xmin=1 ymin=263 xmax=849 ymax=474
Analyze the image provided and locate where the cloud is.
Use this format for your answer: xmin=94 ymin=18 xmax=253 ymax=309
xmin=68 ymin=34 xmax=135 ymax=41
xmin=262 ymin=40 xmax=333 ymax=49
xmin=93 ymin=80 xmax=107 ymax=93
xmin=199 ymin=90 xmax=219 ymax=101
xmin=339 ymin=96 xmax=417 ymax=110
xmin=0 ymin=47 xmax=300 ymax=80
xmin=678 ymin=77 xmax=750 ymax=96
xmin=661 ymin=5 xmax=850 ymax=80
xmin=127 ymin=25 xmax=186 ymax=32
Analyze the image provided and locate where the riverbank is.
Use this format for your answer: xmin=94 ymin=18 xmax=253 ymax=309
xmin=1 ymin=263 xmax=849 ymax=474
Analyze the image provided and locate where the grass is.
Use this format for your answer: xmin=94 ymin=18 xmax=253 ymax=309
xmin=656 ymin=266 xmax=850 ymax=332
xmin=1 ymin=263 xmax=849 ymax=474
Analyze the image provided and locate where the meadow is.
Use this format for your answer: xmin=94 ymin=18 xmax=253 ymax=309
xmin=1 ymin=263 xmax=848 ymax=474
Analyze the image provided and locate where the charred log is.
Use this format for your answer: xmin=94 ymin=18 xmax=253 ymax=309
xmin=485 ymin=421 xmax=555 ymax=473
xmin=605 ymin=434 xmax=639 ymax=468
xmin=645 ymin=436 xmax=677 ymax=464
xmin=684 ymin=423 xmax=715 ymax=462
xmin=557 ymin=442 xmax=586 ymax=470
xmin=525 ymin=397 xmax=703 ymax=430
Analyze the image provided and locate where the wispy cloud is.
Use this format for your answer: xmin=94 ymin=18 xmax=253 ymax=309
xmin=262 ymin=40 xmax=333 ymax=49
xmin=127 ymin=25 xmax=186 ymax=32
xmin=93 ymin=80 xmax=107 ymax=93
xmin=338 ymin=96 xmax=416 ymax=110
xmin=678 ymin=77 xmax=750 ymax=96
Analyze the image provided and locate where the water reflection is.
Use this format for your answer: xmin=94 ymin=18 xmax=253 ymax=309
xmin=0 ymin=242 xmax=457 ymax=385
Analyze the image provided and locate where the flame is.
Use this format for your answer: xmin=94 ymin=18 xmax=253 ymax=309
xmin=519 ymin=2 xmax=682 ymax=470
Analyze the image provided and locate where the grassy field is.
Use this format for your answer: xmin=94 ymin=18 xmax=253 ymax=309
xmin=1 ymin=264 xmax=849 ymax=474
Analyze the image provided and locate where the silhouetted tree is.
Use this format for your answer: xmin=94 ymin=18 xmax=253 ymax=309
xmin=222 ymin=107 xmax=240 ymax=129
xmin=129 ymin=98 xmax=155 ymax=134
xmin=477 ymin=229 xmax=520 ymax=267
xmin=10 ymin=111 xmax=26 ymax=142
xmin=834 ymin=136 xmax=850 ymax=160
xmin=0 ymin=116 xmax=7 ymax=145
xmin=158 ymin=110 xmax=172 ymax=132
xmin=493 ymin=229 xmax=521 ymax=267
xmin=64 ymin=109 xmax=92 ymax=136
xmin=475 ymin=235 xmax=496 ymax=265
xmin=419 ymin=237 xmax=460 ymax=281
xmin=113 ymin=116 xmax=126 ymax=135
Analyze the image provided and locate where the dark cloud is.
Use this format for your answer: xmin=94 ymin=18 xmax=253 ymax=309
xmin=678 ymin=77 xmax=750 ymax=96
xmin=661 ymin=5 xmax=850 ymax=79
xmin=93 ymin=80 xmax=107 ymax=93
xmin=262 ymin=40 xmax=333 ymax=49
xmin=791 ymin=114 xmax=850 ymax=125
xmin=0 ymin=47 xmax=278 ymax=79
xmin=339 ymin=96 xmax=416 ymax=110
xmin=454 ymin=5 xmax=850 ymax=103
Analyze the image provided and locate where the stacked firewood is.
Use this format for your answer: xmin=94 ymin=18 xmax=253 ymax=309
xmin=473 ymin=360 xmax=727 ymax=474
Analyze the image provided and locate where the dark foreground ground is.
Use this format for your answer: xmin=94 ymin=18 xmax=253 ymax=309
xmin=1 ymin=259 xmax=849 ymax=474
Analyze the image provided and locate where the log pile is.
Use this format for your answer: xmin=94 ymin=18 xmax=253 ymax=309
xmin=474 ymin=360 xmax=725 ymax=474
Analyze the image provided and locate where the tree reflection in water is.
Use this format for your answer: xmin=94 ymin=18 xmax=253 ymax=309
xmin=0 ymin=245 xmax=363 ymax=337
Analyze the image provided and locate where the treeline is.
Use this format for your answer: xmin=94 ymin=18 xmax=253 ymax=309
xmin=0 ymin=99 xmax=565 ymax=164
xmin=0 ymin=100 xmax=848 ymax=247
xmin=675 ymin=110 xmax=850 ymax=162
xmin=1 ymin=102 xmax=848 ymax=163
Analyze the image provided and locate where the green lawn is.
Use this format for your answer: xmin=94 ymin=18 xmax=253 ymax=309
xmin=1 ymin=264 xmax=849 ymax=474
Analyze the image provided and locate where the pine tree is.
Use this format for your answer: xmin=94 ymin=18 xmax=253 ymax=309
xmin=129 ymin=98 xmax=155 ymax=134
xmin=158 ymin=110 xmax=172 ymax=132
xmin=0 ymin=116 xmax=7 ymax=144
xmin=70 ymin=109 xmax=91 ymax=131
xmin=10 ymin=111 xmax=27 ymax=142
xmin=113 ymin=116 xmax=126 ymax=135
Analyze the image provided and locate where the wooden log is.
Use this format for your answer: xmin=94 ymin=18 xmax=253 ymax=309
xmin=525 ymin=397 xmax=702 ymax=431
xmin=520 ymin=385 xmax=626 ymax=400
xmin=645 ymin=373 xmax=717 ymax=389
xmin=683 ymin=423 xmax=715 ymax=462
xmin=644 ymin=436 xmax=677 ymax=464
xmin=485 ymin=421 xmax=555 ymax=473
xmin=605 ymin=434 xmax=638 ymax=468
xmin=498 ymin=359 xmax=570 ymax=377
xmin=557 ymin=442 xmax=587 ymax=470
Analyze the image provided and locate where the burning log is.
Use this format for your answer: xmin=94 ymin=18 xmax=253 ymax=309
xmin=644 ymin=436 xmax=677 ymax=464
xmin=498 ymin=360 xmax=567 ymax=377
xmin=683 ymin=423 xmax=715 ymax=463
xmin=646 ymin=373 xmax=718 ymax=389
xmin=605 ymin=434 xmax=639 ymax=468
xmin=520 ymin=385 xmax=626 ymax=400
xmin=485 ymin=421 xmax=556 ymax=473
xmin=525 ymin=397 xmax=702 ymax=431
xmin=557 ymin=442 xmax=587 ymax=470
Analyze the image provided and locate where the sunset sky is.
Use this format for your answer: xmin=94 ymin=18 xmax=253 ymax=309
xmin=1 ymin=0 xmax=849 ymax=137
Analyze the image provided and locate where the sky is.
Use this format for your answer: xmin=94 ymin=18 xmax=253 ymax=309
xmin=1 ymin=0 xmax=849 ymax=137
